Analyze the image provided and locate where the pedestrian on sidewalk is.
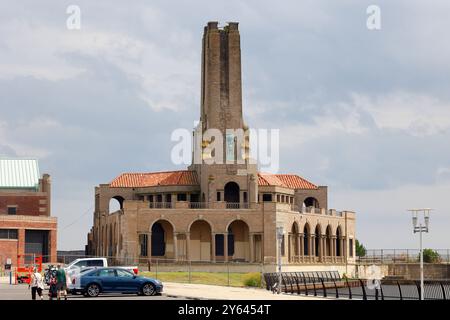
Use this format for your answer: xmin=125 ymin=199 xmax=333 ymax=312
xmin=55 ymin=265 xmax=67 ymax=300
xmin=29 ymin=267 xmax=44 ymax=300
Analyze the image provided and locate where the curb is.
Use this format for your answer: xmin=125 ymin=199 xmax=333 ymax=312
xmin=163 ymin=294 xmax=203 ymax=300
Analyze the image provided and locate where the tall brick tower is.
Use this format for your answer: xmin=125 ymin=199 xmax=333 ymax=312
xmin=200 ymin=21 xmax=243 ymax=134
xmin=190 ymin=21 xmax=258 ymax=206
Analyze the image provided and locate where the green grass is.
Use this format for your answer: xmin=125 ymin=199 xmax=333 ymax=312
xmin=139 ymin=271 xmax=262 ymax=287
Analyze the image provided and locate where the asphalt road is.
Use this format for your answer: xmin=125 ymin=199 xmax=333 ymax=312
xmin=0 ymin=283 xmax=183 ymax=300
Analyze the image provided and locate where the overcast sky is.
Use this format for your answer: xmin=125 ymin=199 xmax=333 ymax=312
xmin=1 ymin=0 xmax=449 ymax=251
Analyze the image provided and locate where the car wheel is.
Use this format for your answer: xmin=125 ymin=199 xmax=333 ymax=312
xmin=86 ymin=284 xmax=100 ymax=297
xmin=142 ymin=283 xmax=156 ymax=296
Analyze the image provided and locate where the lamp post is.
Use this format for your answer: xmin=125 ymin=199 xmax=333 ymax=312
xmin=407 ymin=208 xmax=432 ymax=301
xmin=276 ymin=226 xmax=284 ymax=294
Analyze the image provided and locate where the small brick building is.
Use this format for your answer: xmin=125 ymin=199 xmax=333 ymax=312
xmin=0 ymin=158 xmax=57 ymax=266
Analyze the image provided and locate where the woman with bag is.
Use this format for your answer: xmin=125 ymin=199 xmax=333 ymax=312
xmin=29 ymin=267 xmax=45 ymax=300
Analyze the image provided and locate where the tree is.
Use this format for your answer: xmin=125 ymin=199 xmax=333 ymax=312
xmin=355 ymin=239 xmax=366 ymax=257
xmin=421 ymin=249 xmax=441 ymax=263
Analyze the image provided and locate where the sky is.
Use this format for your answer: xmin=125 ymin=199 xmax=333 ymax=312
xmin=0 ymin=0 xmax=449 ymax=250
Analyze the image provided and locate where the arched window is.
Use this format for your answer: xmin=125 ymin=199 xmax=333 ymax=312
xmin=304 ymin=197 xmax=319 ymax=209
xmin=224 ymin=182 xmax=240 ymax=204
xmin=109 ymin=196 xmax=124 ymax=214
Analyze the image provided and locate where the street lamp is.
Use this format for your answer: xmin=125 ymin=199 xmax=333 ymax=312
xmin=276 ymin=226 xmax=284 ymax=294
xmin=407 ymin=208 xmax=432 ymax=300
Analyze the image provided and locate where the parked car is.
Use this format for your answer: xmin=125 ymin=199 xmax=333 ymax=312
xmin=75 ymin=267 xmax=163 ymax=297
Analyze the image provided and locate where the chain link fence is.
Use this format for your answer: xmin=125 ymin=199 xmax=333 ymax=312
xmin=46 ymin=255 xmax=270 ymax=287
xmin=357 ymin=249 xmax=450 ymax=264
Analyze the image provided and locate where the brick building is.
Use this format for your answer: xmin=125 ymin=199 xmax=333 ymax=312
xmin=86 ymin=22 xmax=356 ymax=273
xmin=0 ymin=159 xmax=57 ymax=265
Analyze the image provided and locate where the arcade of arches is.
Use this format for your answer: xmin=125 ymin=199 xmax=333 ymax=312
xmin=288 ymin=223 xmax=347 ymax=263
xmin=137 ymin=219 xmax=347 ymax=263
xmin=139 ymin=219 xmax=260 ymax=262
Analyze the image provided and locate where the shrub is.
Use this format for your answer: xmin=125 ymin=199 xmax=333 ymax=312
xmin=242 ymin=272 xmax=261 ymax=287
xmin=356 ymin=239 xmax=366 ymax=257
xmin=422 ymin=249 xmax=441 ymax=263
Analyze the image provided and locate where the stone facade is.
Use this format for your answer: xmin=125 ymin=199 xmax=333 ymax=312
xmin=86 ymin=22 xmax=357 ymax=270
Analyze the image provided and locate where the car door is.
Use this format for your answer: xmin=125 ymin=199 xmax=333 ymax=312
xmin=97 ymin=268 xmax=117 ymax=292
xmin=115 ymin=269 xmax=137 ymax=292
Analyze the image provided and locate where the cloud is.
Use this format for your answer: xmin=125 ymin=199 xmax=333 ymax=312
xmin=1 ymin=0 xmax=450 ymax=249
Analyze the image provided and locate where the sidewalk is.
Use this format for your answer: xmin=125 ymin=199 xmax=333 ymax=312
xmin=163 ymin=282 xmax=326 ymax=300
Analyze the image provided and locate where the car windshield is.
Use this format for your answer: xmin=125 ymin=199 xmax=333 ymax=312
xmin=80 ymin=268 xmax=93 ymax=274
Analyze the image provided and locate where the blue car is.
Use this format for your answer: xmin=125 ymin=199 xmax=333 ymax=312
xmin=78 ymin=267 xmax=163 ymax=297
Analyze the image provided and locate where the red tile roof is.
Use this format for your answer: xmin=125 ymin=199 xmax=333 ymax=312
xmin=258 ymin=173 xmax=318 ymax=190
xmin=109 ymin=170 xmax=317 ymax=190
xmin=110 ymin=170 xmax=198 ymax=188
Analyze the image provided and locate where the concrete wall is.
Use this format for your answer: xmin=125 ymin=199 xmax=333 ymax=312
xmin=388 ymin=263 xmax=450 ymax=280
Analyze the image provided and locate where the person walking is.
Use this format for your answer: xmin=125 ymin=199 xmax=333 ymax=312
xmin=55 ymin=265 xmax=67 ymax=300
xmin=29 ymin=267 xmax=44 ymax=300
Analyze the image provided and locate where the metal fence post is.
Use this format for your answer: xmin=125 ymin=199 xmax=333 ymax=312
xmin=155 ymin=259 xmax=158 ymax=280
xmin=359 ymin=279 xmax=367 ymax=300
xmin=346 ymin=278 xmax=352 ymax=299
xmin=227 ymin=262 xmax=230 ymax=287
xmin=260 ymin=263 xmax=264 ymax=289
xmin=397 ymin=280 xmax=403 ymax=300
xmin=188 ymin=260 xmax=191 ymax=283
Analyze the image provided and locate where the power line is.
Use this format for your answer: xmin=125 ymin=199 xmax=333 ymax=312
xmin=60 ymin=205 xmax=93 ymax=230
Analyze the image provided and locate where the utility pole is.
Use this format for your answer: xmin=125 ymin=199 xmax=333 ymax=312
xmin=276 ymin=226 xmax=284 ymax=294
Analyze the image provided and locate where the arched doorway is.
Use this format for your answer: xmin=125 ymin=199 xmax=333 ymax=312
xmin=289 ymin=223 xmax=299 ymax=262
xmin=224 ymin=182 xmax=240 ymax=203
xmin=326 ymin=225 xmax=332 ymax=256
xmin=189 ymin=220 xmax=212 ymax=261
xmin=151 ymin=220 xmax=174 ymax=258
xmin=314 ymin=225 xmax=321 ymax=257
xmin=227 ymin=220 xmax=250 ymax=262
xmin=303 ymin=223 xmax=310 ymax=256
xmin=336 ymin=226 xmax=342 ymax=257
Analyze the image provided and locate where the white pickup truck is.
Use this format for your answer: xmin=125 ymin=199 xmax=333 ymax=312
xmin=65 ymin=257 xmax=138 ymax=274
xmin=65 ymin=258 xmax=139 ymax=294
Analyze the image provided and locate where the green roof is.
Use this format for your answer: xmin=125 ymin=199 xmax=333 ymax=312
xmin=0 ymin=158 xmax=40 ymax=189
